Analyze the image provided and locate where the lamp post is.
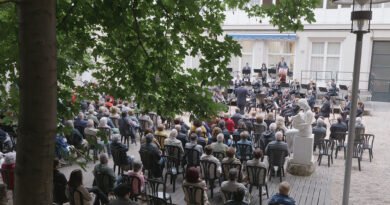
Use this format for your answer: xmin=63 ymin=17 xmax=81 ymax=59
xmin=333 ymin=0 xmax=390 ymax=204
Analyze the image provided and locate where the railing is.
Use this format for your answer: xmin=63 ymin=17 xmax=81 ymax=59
xmin=300 ymin=70 xmax=370 ymax=89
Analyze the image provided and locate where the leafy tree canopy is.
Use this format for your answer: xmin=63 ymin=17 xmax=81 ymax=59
xmin=0 ymin=0 xmax=317 ymax=122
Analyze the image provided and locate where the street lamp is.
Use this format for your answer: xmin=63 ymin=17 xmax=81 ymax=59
xmin=333 ymin=0 xmax=390 ymax=204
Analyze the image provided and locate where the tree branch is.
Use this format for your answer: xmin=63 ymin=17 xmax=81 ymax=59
xmin=0 ymin=0 xmax=19 ymax=5
xmin=57 ymin=0 xmax=79 ymax=29
xmin=131 ymin=0 xmax=149 ymax=58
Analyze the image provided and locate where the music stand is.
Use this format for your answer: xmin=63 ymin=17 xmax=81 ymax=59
xmin=227 ymin=89 xmax=233 ymax=94
xmin=300 ymin=84 xmax=309 ymax=90
xmin=242 ymin=69 xmax=251 ymax=75
xmin=339 ymin=85 xmax=348 ymax=91
xmin=262 ymin=83 xmax=270 ymax=88
xmin=227 ymin=67 xmax=233 ymax=72
xmin=280 ymin=83 xmax=290 ymax=88
xmin=319 ymin=87 xmax=328 ymax=93
xmin=268 ymin=68 xmax=277 ymax=80
xmin=254 ymin=69 xmax=261 ymax=73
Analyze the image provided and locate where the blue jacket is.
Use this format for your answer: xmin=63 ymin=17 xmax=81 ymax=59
xmin=268 ymin=193 xmax=295 ymax=205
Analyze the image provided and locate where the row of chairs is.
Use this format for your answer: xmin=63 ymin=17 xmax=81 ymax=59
xmin=315 ymin=133 xmax=374 ymax=170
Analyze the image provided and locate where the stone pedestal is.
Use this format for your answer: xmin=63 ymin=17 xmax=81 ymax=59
xmin=287 ymin=158 xmax=316 ymax=176
xmin=290 ymin=134 xmax=314 ymax=165
xmin=287 ymin=134 xmax=316 ymax=176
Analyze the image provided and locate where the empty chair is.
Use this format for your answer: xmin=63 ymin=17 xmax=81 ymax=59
xmin=246 ymin=166 xmax=269 ymax=205
xmin=145 ymin=178 xmax=172 ymax=204
xmin=333 ymin=132 xmax=347 ymax=159
xmin=200 ymin=160 xmax=219 ymax=198
xmin=360 ymin=134 xmax=374 ymax=162
xmin=313 ymin=131 xmax=326 ymax=152
xmin=352 ymin=143 xmax=364 ymax=171
xmin=164 ymin=156 xmax=181 ymax=192
xmin=317 ymin=139 xmax=334 ymax=167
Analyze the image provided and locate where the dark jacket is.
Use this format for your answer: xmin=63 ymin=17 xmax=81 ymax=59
xmin=268 ymin=193 xmax=295 ymax=205
xmin=319 ymin=100 xmax=331 ymax=117
xmin=139 ymin=143 xmax=162 ymax=178
xmin=53 ymin=169 xmax=68 ymax=203
xmin=330 ymin=122 xmax=348 ymax=139
xmin=234 ymin=86 xmax=248 ymax=106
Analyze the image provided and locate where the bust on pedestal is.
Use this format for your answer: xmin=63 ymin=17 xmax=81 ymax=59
xmin=286 ymin=99 xmax=316 ymax=176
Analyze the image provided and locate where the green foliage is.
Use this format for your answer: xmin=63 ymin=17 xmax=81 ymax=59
xmin=0 ymin=0 xmax=318 ymax=122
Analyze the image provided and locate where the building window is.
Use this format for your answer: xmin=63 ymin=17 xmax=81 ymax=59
xmin=227 ymin=40 xmax=253 ymax=74
xmin=249 ymin=0 xmax=260 ymax=6
xmin=267 ymin=41 xmax=295 ymax=70
xmin=310 ymin=42 xmax=341 ymax=81
xmin=315 ymin=0 xmax=324 ymax=8
xmin=326 ymin=0 xmax=338 ymax=9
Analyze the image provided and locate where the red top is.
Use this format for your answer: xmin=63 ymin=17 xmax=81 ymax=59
xmin=1 ymin=163 xmax=15 ymax=190
xmin=224 ymin=118 xmax=235 ymax=133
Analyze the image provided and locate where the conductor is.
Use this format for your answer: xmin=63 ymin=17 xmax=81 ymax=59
xmin=242 ymin=62 xmax=251 ymax=83
xmin=234 ymin=83 xmax=248 ymax=115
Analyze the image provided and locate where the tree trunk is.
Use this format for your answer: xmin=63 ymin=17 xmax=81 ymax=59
xmin=15 ymin=0 xmax=56 ymax=204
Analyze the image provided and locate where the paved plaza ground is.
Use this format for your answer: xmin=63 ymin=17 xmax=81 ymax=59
xmin=54 ymin=101 xmax=390 ymax=205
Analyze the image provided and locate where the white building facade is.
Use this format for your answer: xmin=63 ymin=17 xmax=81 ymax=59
xmin=186 ymin=0 xmax=390 ymax=102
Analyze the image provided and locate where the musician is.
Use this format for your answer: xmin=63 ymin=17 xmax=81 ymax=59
xmin=234 ymin=83 xmax=249 ymax=115
xmin=327 ymin=79 xmax=338 ymax=97
xmin=212 ymin=88 xmax=225 ymax=103
xmin=242 ymin=62 xmax=251 ymax=83
xmin=277 ymin=57 xmax=288 ymax=83
xmin=261 ymin=63 xmax=267 ymax=82
xmin=277 ymin=57 xmax=288 ymax=70
xmin=233 ymin=74 xmax=242 ymax=88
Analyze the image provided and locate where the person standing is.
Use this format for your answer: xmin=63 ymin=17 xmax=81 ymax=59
xmin=234 ymin=83 xmax=248 ymax=115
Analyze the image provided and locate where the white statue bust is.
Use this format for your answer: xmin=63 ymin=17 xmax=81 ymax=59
xmin=291 ymin=99 xmax=314 ymax=138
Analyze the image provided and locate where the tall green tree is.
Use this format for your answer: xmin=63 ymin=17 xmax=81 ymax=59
xmin=0 ymin=0 xmax=317 ymax=202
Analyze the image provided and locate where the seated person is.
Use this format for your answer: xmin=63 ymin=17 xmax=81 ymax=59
xmin=1 ymin=153 xmax=16 ymax=191
xmin=55 ymin=134 xmax=72 ymax=160
xmin=312 ymin=118 xmax=327 ymax=151
xmin=140 ymin=128 xmax=161 ymax=148
xmin=236 ymin=131 xmax=252 ymax=159
xmin=65 ymin=120 xmax=86 ymax=149
xmin=139 ymin=134 xmax=164 ymax=178
xmin=317 ymin=96 xmax=331 ymax=118
xmin=185 ymin=133 xmax=204 ymax=155
xmin=0 ymin=128 xmax=13 ymax=151
xmin=330 ymin=117 xmax=348 ymax=139
xmin=183 ymin=167 xmax=209 ymax=205
xmin=154 ymin=124 xmax=168 ymax=148
xmin=110 ymin=135 xmax=133 ymax=167
xmin=164 ymin=129 xmax=184 ymax=157
xmin=93 ymin=153 xmax=116 ymax=201
xmin=109 ymin=184 xmax=137 ymax=205
xmin=222 ymin=147 xmax=241 ymax=165
xmin=265 ymin=132 xmax=288 ymax=176
xmin=264 ymin=113 xmax=275 ymax=129
xmin=221 ymin=168 xmax=248 ymax=202
xmin=211 ymin=133 xmax=228 ymax=154
xmin=116 ymin=160 xmax=145 ymax=196
xmin=86 ymin=109 xmax=99 ymax=127
xmin=268 ymin=181 xmax=296 ymax=205
xmin=224 ymin=186 xmax=249 ymax=205
xmin=265 ymin=132 xmax=289 ymax=156
xmin=223 ymin=114 xmax=236 ymax=133
xmin=218 ymin=120 xmax=232 ymax=145
xmin=246 ymin=148 xmax=267 ymax=169
xmin=190 ymin=120 xmax=207 ymax=138
xmin=53 ymin=159 xmax=68 ymax=205
xmin=74 ymin=112 xmax=88 ymax=135
xmin=195 ymin=127 xmax=207 ymax=147
xmin=261 ymin=123 xmax=277 ymax=150
xmin=174 ymin=125 xmax=188 ymax=149
xmin=200 ymin=145 xmax=222 ymax=177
